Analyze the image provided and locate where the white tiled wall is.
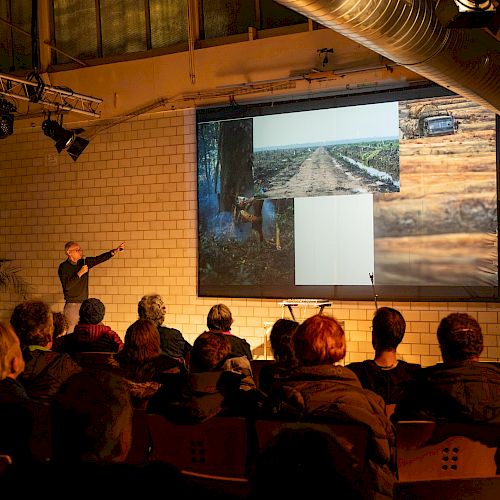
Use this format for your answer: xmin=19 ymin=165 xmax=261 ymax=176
xmin=1 ymin=109 xmax=499 ymax=365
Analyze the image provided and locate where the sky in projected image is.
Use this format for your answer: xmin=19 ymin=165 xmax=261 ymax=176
xmin=253 ymin=101 xmax=399 ymax=149
xmin=252 ymin=101 xmax=400 ymax=199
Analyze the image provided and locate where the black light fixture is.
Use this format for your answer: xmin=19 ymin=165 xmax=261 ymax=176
xmin=42 ymin=114 xmax=89 ymax=161
xmin=0 ymin=98 xmax=16 ymax=139
xmin=435 ymin=0 xmax=497 ymax=28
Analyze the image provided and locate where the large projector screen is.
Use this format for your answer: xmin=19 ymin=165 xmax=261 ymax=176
xmin=196 ymin=86 xmax=499 ymax=301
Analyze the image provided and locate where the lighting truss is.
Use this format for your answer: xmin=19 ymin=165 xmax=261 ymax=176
xmin=0 ymin=73 xmax=102 ymax=117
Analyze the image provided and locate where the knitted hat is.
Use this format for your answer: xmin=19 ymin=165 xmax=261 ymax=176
xmin=79 ymin=298 xmax=105 ymax=324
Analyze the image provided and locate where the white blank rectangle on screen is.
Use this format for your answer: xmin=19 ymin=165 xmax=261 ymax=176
xmin=294 ymin=194 xmax=374 ymax=285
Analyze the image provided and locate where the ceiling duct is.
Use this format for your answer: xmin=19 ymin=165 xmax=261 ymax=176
xmin=276 ymin=0 xmax=500 ymax=114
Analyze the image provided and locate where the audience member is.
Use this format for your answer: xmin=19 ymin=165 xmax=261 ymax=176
xmin=207 ymin=303 xmax=253 ymax=360
xmin=138 ymin=294 xmax=191 ymax=362
xmin=54 ymin=298 xmax=123 ymax=353
xmin=148 ymin=331 xmax=260 ymax=422
xmin=113 ymin=319 xmax=183 ymax=407
xmin=52 ymin=312 xmax=69 ymax=340
xmin=265 ymin=314 xmax=396 ymax=499
xmin=250 ymin=425 xmax=363 ymax=499
xmin=394 ymin=312 xmax=500 ymax=423
xmin=0 ymin=321 xmax=33 ymax=462
xmin=347 ymin=307 xmax=420 ymax=404
xmin=3 ymin=371 xmax=186 ymax=496
xmin=10 ymin=300 xmax=81 ymax=401
xmin=258 ymin=318 xmax=298 ymax=394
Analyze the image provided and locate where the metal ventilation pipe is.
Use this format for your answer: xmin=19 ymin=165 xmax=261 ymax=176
xmin=276 ymin=0 xmax=500 ymax=114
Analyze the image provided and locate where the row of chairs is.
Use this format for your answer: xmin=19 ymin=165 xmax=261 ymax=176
xmin=8 ymin=403 xmax=500 ymax=498
xmin=129 ymin=414 xmax=499 ymax=497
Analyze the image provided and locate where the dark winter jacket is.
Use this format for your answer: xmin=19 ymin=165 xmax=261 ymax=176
xmin=20 ymin=346 xmax=81 ymax=402
xmin=266 ymin=364 xmax=397 ymax=500
xmin=393 ymin=360 xmax=500 ymax=423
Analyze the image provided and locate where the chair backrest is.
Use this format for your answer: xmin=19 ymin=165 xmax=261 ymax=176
xmin=30 ymin=402 xmax=52 ymax=463
xmin=394 ymin=477 xmax=500 ymax=500
xmin=255 ymin=419 xmax=369 ymax=474
xmin=396 ymin=421 xmax=499 ymax=481
xmin=148 ymin=414 xmax=249 ymax=480
xmin=125 ymin=408 xmax=150 ymax=465
xmin=250 ymin=360 xmax=273 ymax=387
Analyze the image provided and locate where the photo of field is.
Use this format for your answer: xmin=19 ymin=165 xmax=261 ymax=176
xmin=253 ymin=102 xmax=400 ymax=199
xmin=374 ymin=95 xmax=497 ymax=286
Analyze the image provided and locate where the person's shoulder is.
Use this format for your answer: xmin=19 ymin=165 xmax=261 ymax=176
xmin=158 ymin=325 xmax=183 ymax=336
xmin=346 ymin=360 xmax=372 ymax=370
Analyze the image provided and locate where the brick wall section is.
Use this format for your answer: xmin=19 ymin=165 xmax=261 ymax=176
xmin=1 ymin=109 xmax=499 ymax=365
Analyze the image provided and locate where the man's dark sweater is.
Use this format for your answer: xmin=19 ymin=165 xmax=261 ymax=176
xmin=58 ymin=252 xmax=112 ymax=303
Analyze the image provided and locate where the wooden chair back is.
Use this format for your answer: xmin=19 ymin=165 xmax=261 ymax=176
xmin=394 ymin=477 xmax=500 ymax=500
xmin=396 ymin=421 xmax=499 ymax=481
xmin=125 ymin=408 xmax=150 ymax=464
xmin=148 ymin=414 xmax=249 ymax=480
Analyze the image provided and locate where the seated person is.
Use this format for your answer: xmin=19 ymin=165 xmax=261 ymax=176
xmin=54 ymin=298 xmax=123 ymax=353
xmin=148 ymin=331 xmax=261 ymax=423
xmin=347 ymin=307 xmax=420 ymax=404
xmin=265 ymin=314 xmax=396 ymax=500
xmin=52 ymin=312 xmax=69 ymax=341
xmin=113 ymin=319 xmax=183 ymax=407
xmin=0 ymin=321 xmax=33 ymax=463
xmin=137 ymin=294 xmax=191 ymax=363
xmin=3 ymin=371 xmax=187 ymax=496
xmin=393 ymin=312 xmax=500 ymax=423
xmin=207 ymin=303 xmax=253 ymax=360
xmin=10 ymin=300 xmax=81 ymax=402
xmin=258 ymin=318 xmax=298 ymax=394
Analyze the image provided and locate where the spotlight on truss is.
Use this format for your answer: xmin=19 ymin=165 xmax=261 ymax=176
xmin=42 ymin=116 xmax=89 ymax=161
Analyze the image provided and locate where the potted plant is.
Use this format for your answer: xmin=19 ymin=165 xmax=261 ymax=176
xmin=0 ymin=259 xmax=31 ymax=299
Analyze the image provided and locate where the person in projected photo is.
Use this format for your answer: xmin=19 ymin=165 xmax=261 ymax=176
xmin=393 ymin=313 xmax=500 ymax=423
xmin=207 ymin=304 xmax=253 ymax=360
xmin=58 ymin=240 xmax=125 ymax=334
xmin=346 ymin=307 xmax=421 ymax=405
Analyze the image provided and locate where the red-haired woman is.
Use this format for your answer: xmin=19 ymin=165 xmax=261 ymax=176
xmin=267 ymin=314 xmax=396 ymax=500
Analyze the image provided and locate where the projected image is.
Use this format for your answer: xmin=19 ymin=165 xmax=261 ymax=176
xmin=253 ymin=102 xmax=400 ymax=199
xmin=374 ymin=95 xmax=498 ymax=286
xmin=198 ymin=118 xmax=295 ymax=289
xmin=197 ymin=90 xmax=499 ymax=299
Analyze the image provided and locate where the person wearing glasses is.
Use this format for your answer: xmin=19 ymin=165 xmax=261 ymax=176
xmin=58 ymin=241 xmax=125 ymax=333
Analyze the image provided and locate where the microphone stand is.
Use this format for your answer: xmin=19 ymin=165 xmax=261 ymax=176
xmin=369 ymin=273 xmax=378 ymax=310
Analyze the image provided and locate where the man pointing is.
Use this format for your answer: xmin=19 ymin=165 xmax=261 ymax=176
xmin=58 ymin=241 xmax=125 ymax=333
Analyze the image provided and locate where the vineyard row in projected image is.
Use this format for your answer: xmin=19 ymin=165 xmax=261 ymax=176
xmin=196 ymin=88 xmax=499 ymax=300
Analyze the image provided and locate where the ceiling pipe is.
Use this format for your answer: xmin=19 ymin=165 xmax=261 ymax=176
xmin=276 ymin=0 xmax=500 ymax=115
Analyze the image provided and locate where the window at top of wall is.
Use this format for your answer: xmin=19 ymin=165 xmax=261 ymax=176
xmin=52 ymin=0 xmax=98 ymax=63
xmin=259 ymin=0 xmax=307 ymax=29
xmin=201 ymin=0 xmax=256 ymax=39
xmin=150 ymin=0 xmax=188 ymax=49
xmin=0 ymin=0 xmax=32 ymax=73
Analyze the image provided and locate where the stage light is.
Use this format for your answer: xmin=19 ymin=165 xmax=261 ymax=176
xmin=435 ymin=0 xmax=497 ymax=29
xmin=0 ymin=99 xmax=16 ymax=139
xmin=42 ymin=118 xmax=90 ymax=161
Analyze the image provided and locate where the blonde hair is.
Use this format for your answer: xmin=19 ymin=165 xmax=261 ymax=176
xmin=0 ymin=322 xmax=24 ymax=380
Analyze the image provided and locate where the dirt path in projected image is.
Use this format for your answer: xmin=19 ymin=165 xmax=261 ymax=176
xmin=262 ymin=146 xmax=370 ymax=199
